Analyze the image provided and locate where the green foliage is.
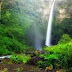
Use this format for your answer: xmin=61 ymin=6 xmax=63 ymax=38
xmin=37 ymin=34 xmax=72 ymax=69
xmin=1 ymin=0 xmax=72 ymax=70
xmin=1 ymin=0 xmax=45 ymax=54
xmin=61 ymin=17 xmax=72 ymax=37
xmin=1 ymin=0 xmax=45 ymax=48
xmin=0 ymin=48 xmax=10 ymax=55
xmin=0 ymin=24 xmax=27 ymax=53
xmin=58 ymin=34 xmax=72 ymax=44
xmin=52 ymin=18 xmax=64 ymax=45
xmin=44 ymin=35 xmax=72 ymax=69
xmin=10 ymin=54 xmax=31 ymax=64
xmin=44 ymin=53 xmax=58 ymax=60
xmin=1 ymin=0 xmax=72 ymax=47
xmin=7 ymin=38 xmax=27 ymax=53
xmin=37 ymin=60 xmax=49 ymax=68
xmin=52 ymin=8 xmax=72 ymax=45
xmin=38 ymin=52 xmax=58 ymax=69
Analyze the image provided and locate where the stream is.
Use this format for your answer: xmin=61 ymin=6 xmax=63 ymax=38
xmin=0 ymin=55 xmax=11 ymax=59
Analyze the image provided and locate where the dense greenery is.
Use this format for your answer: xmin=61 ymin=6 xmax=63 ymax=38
xmin=38 ymin=34 xmax=72 ymax=70
xmin=1 ymin=0 xmax=46 ymax=51
xmin=1 ymin=0 xmax=72 ymax=49
xmin=9 ymin=34 xmax=72 ymax=71
xmin=10 ymin=54 xmax=31 ymax=64
xmin=0 ymin=0 xmax=72 ymax=71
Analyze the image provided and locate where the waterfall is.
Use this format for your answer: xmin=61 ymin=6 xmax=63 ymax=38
xmin=45 ymin=0 xmax=55 ymax=46
xmin=34 ymin=24 xmax=42 ymax=51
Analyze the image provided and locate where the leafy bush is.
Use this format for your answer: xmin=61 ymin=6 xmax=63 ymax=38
xmin=0 ymin=25 xmax=27 ymax=53
xmin=38 ymin=34 xmax=72 ymax=69
xmin=0 ymin=48 xmax=10 ymax=55
xmin=10 ymin=54 xmax=31 ymax=64
xmin=61 ymin=17 xmax=72 ymax=37
xmin=0 ymin=35 xmax=27 ymax=53
xmin=44 ymin=43 xmax=72 ymax=68
xmin=37 ymin=60 xmax=50 ymax=68
xmin=7 ymin=38 xmax=27 ymax=53
xmin=58 ymin=34 xmax=72 ymax=44
xmin=44 ymin=35 xmax=72 ymax=69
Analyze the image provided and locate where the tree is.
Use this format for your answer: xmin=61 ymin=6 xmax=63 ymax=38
xmin=58 ymin=34 xmax=72 ymax=44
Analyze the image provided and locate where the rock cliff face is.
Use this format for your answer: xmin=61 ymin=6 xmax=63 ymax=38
xmin=1 ymin=0 xmax=72 ymax=20
xmin=40 ymin=0 xmax=72 ymax=21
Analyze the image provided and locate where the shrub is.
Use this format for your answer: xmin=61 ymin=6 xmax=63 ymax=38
xmin=10 ymin=54 xmax=31 ymax=64
xmin=58 ymin=34 xmax=72 ymax=44
xmin=44 ymin=41 xmax=72 ymax=69
xmin=0 ymin=25 xmax=27 ymax=53
xmin=0 ymin=48 xmax=10 ymax=55
xmin=41 ymin=34 xmax=72 ymax=69
xmin=37 ymin=60 xmax=50 ymax=68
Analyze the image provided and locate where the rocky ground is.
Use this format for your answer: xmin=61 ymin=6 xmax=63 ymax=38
xmin=0 ymin=58 xmax=65 ymax=72
xmin=0 ymin=58 xmax=52 ymax=72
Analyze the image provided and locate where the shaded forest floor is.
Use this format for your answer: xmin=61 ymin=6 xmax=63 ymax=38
xmin=0 ymin=59 xmax=51 ymax=72
xmin=0 ymin=58 xmax=70 ymax=72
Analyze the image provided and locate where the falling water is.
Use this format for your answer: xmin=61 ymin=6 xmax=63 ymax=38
xmin=45 ymin=0 xmax=55 ymax=46
xmin=34 ymin=24 xmax=42 ymax=51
